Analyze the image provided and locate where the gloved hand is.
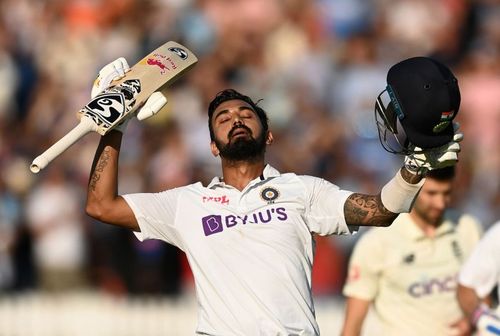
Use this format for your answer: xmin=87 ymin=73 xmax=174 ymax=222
xmin=113 ymin=91 xmax=168 ymax=133
xmin=472 ymin=304 xmax=500 ymax=335
xmin=404 ymin=122 xmax=463 ymax=175
xmin=91 ymin=57 xmax=168 ymax=133
xmin=91 ymin=57 xmax=130 ymax=99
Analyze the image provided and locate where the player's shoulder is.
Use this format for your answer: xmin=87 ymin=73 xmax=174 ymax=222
xmin=444 ymin=211 xmax=483 ymax=250
xmin=264 ymin=173 xmax=321 ymax=192
xmin=356 ymin=224 xmax=395 ymax=246
xmin=157 ymin=182 xmax=204 ymax=196
xmin=487 ymin=220 xmax=500 ymax=232
xmin=483 ymin=220 xmax=500 ymax=239
xmin=355 ymin=214 xmax=409 ymax=244
xmin=294 ymin=174 xmax=343 ymax=190
xmin=446 ymin=211 xmax=483 ymax=235
xmin=264 ymin=166 xmax=340 ymax=189
xmin=348 ymin=226 xmax=395 ymax=260
xmin=182 ymin=181 xmax=214 ymax=194
xmin=295 ymin=174 xmax=327 ymax=182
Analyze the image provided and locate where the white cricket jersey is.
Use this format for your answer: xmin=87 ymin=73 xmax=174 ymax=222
xmin=343 ymin=212 xmax=482 ymax=336
xmin=123 ymin=165 xmax=356 ymax=335
xmin=459 ymin=221 xmax=500 ymax=302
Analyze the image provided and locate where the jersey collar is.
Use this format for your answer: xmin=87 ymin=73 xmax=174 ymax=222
xmin=207 ymin=164 xmax=280 ymax=189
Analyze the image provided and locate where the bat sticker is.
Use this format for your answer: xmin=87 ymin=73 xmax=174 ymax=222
xmin=168 ymin=47 xmax=188 ymax=60
xmin=83 ymin=93 xmax=126 ymax=127
xmin=82 ymin=79 xmax=141 ymax=128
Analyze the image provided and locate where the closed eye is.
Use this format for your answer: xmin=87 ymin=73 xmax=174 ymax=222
xmin=240 ymin=108 xmax=255 ymax=119
xmin=215 ymin=113 xmax=231 ymax=124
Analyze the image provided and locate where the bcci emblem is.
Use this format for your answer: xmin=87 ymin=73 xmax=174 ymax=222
xmin=260 ymin=187 xmax=280 ymax=204
xmin=433 ymin=110 xmax=455 ymax=133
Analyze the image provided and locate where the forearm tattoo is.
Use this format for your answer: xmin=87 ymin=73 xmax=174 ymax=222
xmin=400 ymin=167 xmax=423 ymax=184
xmin=344 ymin=193 xmax=398 ymax=227
xmin=89 ymin=147 xmax=111 ymax=191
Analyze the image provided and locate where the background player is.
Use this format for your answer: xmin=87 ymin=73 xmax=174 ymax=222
xmin=84 ymin=56 xmax=463 ymax=335
xmin=341 ymin=166 xmax=482 ymax=336
xmin=458 ymin=220 xmax=500 ymax=335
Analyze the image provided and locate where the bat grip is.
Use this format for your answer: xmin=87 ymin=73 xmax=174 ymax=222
xmin=30 ymin=117 xmax=96 ymax=173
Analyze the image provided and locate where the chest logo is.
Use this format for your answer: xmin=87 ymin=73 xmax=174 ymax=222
xmin=260 ymin=187 xmax=280 ymax=204
xmin=201 ymin=207 xmax=289 ymax=236
xmin=203 ymin=195 xmax=230 ymax=205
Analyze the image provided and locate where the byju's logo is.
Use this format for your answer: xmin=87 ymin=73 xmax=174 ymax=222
xmin=201 ymin=207 xmax=288 ymax=236
xmin=202 ymin=215 xmax=223 ymax=236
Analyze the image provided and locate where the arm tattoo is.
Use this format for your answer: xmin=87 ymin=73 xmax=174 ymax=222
xmin=344 ymin=193 xmax=398 ymax=227
xmin=400 ymin=167 xmax=423 ymax=184
xmin=89 ymin=147 xmax=111 ymax=191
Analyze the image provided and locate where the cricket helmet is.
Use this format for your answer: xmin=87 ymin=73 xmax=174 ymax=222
xmin=375 ymin=57 xmax=461 ymax=154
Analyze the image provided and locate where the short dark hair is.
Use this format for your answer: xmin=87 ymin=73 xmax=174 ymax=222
xmin=207 ymin=89 xmax=269 ymax=141
xmin=426 ymin=166 xmax=456 ymax=181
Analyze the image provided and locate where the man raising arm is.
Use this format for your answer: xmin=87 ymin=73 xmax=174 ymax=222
xmin=85 ymin=56 xmax=462 ymax=335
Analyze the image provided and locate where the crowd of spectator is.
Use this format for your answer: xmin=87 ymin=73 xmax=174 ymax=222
xmin=0 ymin=0 xmax=499 ymax=297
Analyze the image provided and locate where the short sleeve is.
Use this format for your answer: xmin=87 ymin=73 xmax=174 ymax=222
xmin=458 ymin=222 xmax=500 ymax=299
xmin=342 ymin=230 xmax=382 ymax=300
xmin=123 ymin=188 xmax=185 ymax=250
xmin=301 ymin=176 xmax=356 ymax=235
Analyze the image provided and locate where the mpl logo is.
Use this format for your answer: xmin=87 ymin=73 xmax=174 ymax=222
xmin=203 ymin=196 xmax=229 ymax=205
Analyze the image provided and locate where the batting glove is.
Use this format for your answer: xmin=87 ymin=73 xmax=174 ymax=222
xmin=113 ymin=91 xmax=168 ymax=133
xmin=136 ymin=91 xmax=168 ymax=121
xmin=404 ymin=122 xmax=463 ymax=175
xmin=91 ymin=57 xmax=130 ymax=99
xmin=472 ymin=304 xmax=500 ymax=335
xmin=91 ymin=58 xmax=168 ymax=133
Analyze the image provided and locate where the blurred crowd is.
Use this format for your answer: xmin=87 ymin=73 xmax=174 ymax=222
xmin=0 ymin=0 xmax=499 ymax=297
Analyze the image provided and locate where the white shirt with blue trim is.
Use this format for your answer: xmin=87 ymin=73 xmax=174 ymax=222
xmin=123 ymin=165 xmax=355 ymax=336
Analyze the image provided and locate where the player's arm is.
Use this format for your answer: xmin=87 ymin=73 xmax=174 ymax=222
xmin=86 ymin=131 xmax=139 ymax=231
xmin=345 ymin=126 xmax=463 ymax=227
xmin=457 ymin=284 xmax=500 ymax=335
xmin=341 ymin=296 xmax=371 ymax=336
xmin=458 ymin=283 xmax=483 ymax=321
xmin=85 ymin=58 xmax=167 ymax=231
xmin=344 ymin=167 xmax=422 ymax=227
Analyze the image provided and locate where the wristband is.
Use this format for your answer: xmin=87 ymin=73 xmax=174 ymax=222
xmin=381 ymin=169 xmax=425 ymax=213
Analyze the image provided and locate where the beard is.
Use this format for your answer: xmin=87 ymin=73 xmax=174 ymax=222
xmin=214 ymin=125 xmax=267 ymax=162
xmin=413 ymin=204 xmax=444 ymax=227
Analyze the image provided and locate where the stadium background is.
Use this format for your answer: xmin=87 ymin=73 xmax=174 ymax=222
xmin=0 ymin=0 xmax=499 ymax=334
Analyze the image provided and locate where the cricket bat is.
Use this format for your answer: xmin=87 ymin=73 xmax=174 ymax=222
xmin=30 ymin=41 xmax=198 ymax=174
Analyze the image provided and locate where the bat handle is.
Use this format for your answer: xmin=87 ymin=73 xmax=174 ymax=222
xmin=30 ymin=117 xmax=97 ymax=173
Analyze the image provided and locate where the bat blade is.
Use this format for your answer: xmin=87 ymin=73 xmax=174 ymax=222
xmin=30 ymin=41 xmax=197 ymax=173
xmin=81 ymin=41 xmax=198 ymax=135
